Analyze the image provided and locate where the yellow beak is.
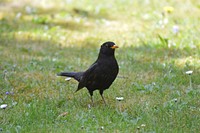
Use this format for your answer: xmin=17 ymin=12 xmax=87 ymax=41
xmin=111 ymin=45 xmax=119 ymax=49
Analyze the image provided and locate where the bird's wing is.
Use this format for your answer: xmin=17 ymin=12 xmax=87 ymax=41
xmin=76 ymin=62 xmax=100 ymax=91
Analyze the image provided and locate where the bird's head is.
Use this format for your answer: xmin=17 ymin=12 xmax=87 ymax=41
xmin=100 ymin=41 xmax=119 ymax=56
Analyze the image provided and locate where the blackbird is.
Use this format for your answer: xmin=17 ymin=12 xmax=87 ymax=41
xmin=57 ymin=41 xmax=119 ymax=104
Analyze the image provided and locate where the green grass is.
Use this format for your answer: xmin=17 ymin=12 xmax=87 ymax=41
xmin=0 ymin=0 xmax=200 ymax=132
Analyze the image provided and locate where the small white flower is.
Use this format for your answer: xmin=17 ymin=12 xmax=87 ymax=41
xmin=0 ymin=104 xmax=7 ymax=109
xmin=100 ymin=126 xmax=104 ymax=130
xmin=186 ymin=70 xmax=193 ymax=75
xmin=141 ymin=124 xmax=146 ymax=127
xmin=142 ymin=14 xmax=150 ymax=20
xmin=18 ymin=31 xmax=22 ymax=35
xmin=116 ymin=97 xmax=124 ymax=101
xmin=88 ymin=104 xmax=91 ymax=109
xmin=152 ymin=82 xmax=156 ymax=85
xmin=163 ymin=18 xmax=169 ymax=24
xmin=52 ymin=58 xmax=57 ymax=62
xmin=16 ymin=12 xmax=22 ymax=19
xmin=174 ymin=98 xmax=178 ymax=102
xmin=65 ymin=77 xmax=72 ymax=81
xmin=168 ymin=40 xmax=176 ymax=48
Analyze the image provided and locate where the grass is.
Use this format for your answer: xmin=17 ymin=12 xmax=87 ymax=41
xmin=0 ymin=0 xmax=200 ymax=132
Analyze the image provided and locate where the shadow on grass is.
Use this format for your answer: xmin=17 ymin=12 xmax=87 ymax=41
xmin=1 ymin=35 xmax=199 ymax=97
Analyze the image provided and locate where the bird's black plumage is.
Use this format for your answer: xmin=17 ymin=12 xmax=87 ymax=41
xmin=57 ymin=41 xmax=119 ymax=104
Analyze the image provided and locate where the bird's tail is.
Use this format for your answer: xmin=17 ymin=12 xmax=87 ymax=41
xmin=57 ymin=72 xmax=76 ymax=77
xmin=57 ymin=72 xmax=83 ymax=82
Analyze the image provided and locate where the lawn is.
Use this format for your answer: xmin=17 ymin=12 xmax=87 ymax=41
xmin=0 ymin=0 xmax=200 ymax=132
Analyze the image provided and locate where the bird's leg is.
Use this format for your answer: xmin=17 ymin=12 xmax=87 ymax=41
xmin=89 ymin=91 xmax=94 ymax=106
xmin=90 ymin=96 xmax=94 ymax=105
xmin=99 ymin=90 xmax=106 ymax=105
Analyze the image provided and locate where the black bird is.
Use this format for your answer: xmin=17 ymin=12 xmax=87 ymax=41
xmin=57 ymin=41 xmax=119 ymax=104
